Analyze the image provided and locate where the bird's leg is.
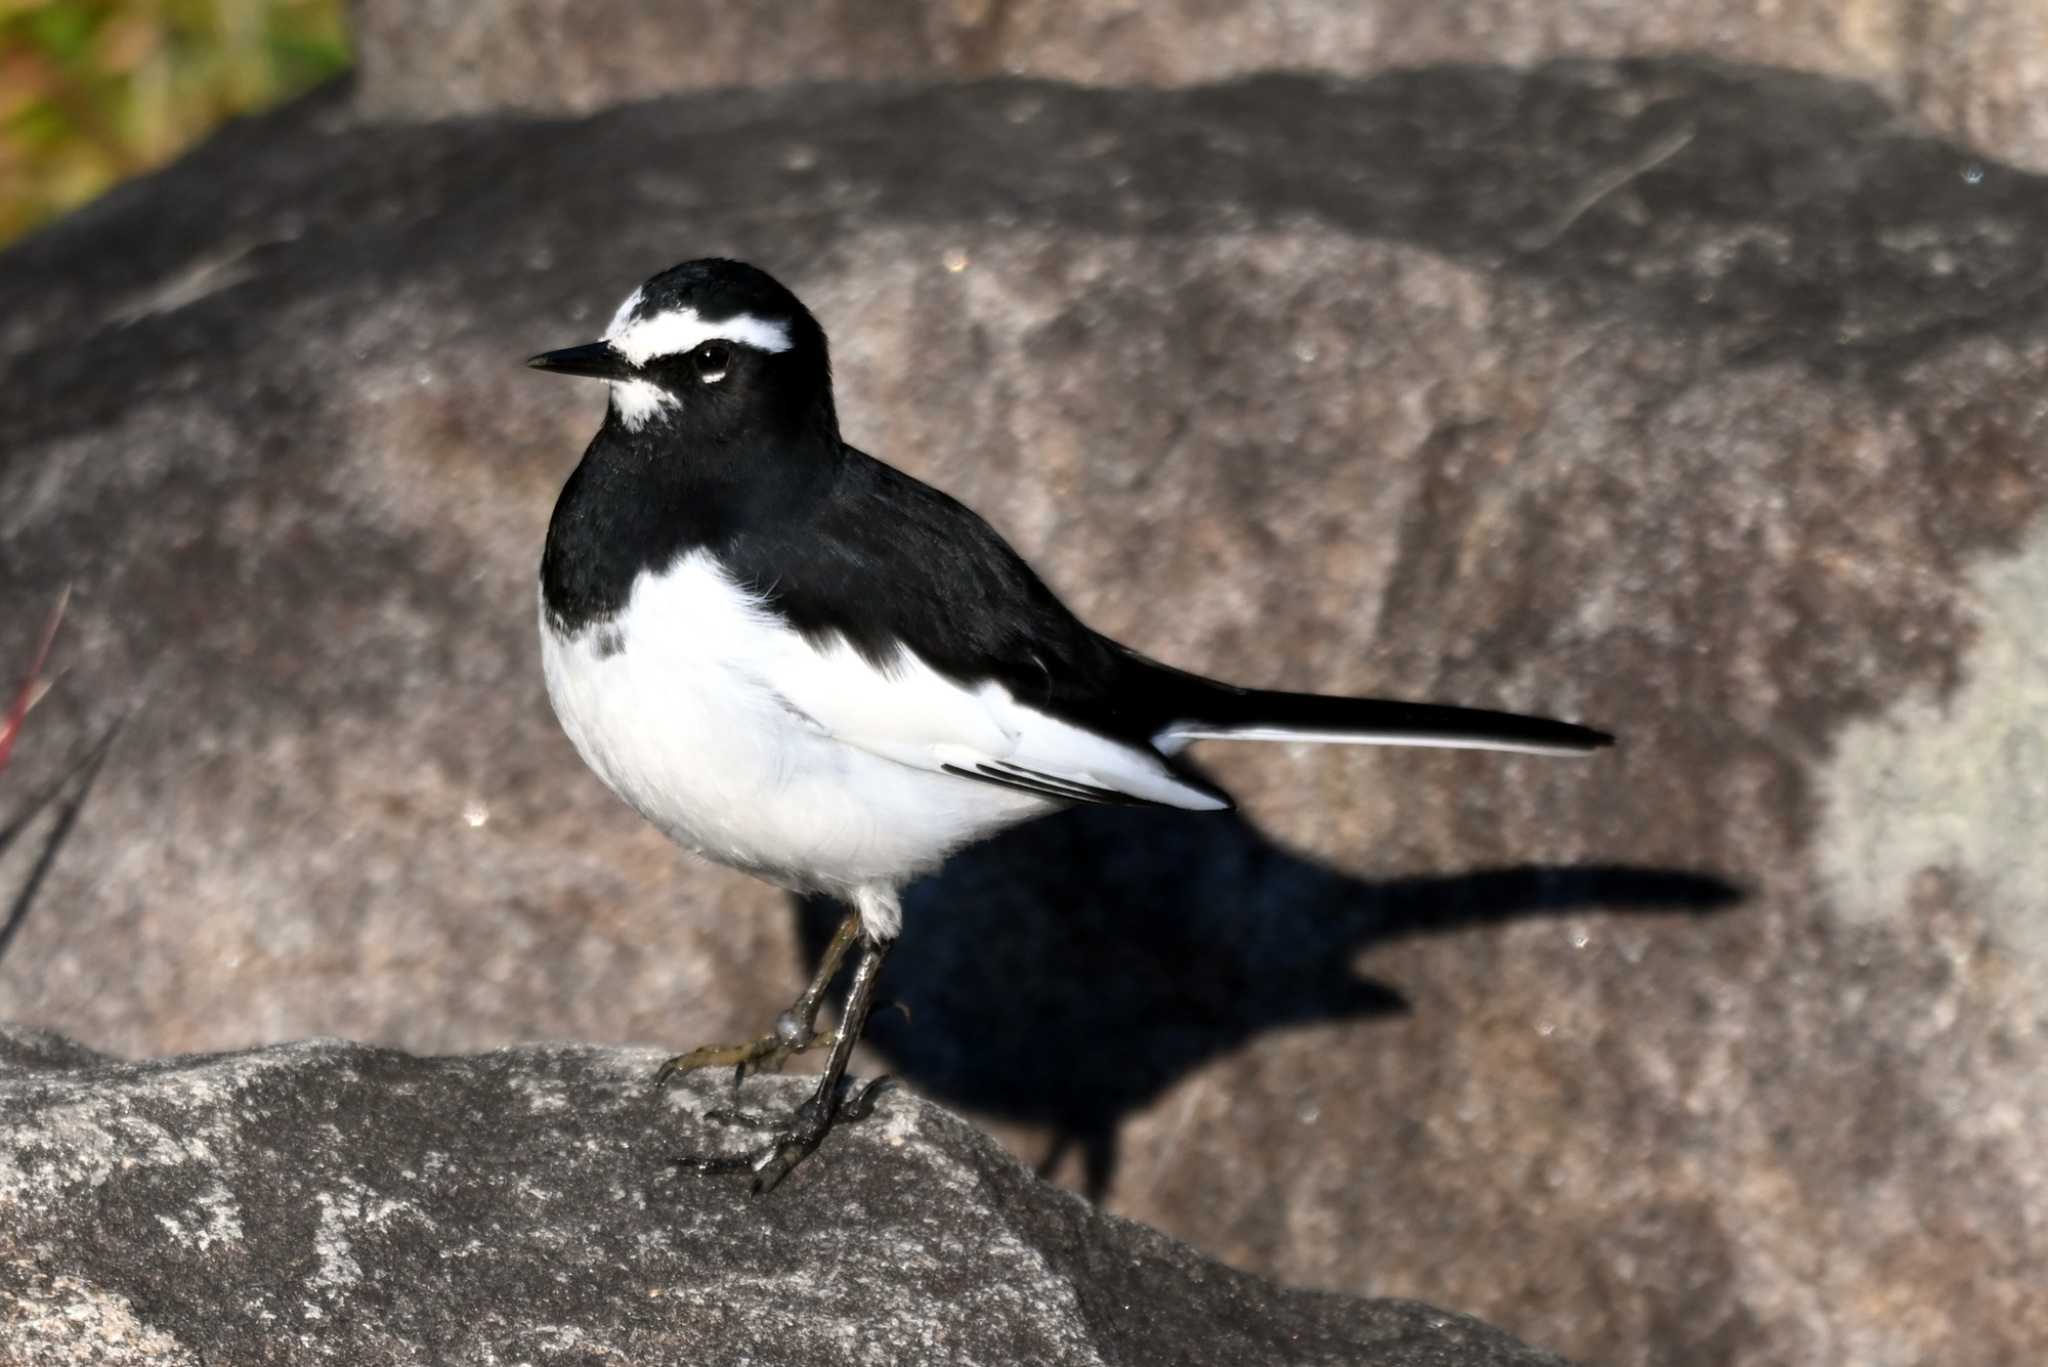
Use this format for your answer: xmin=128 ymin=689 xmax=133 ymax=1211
xmin=674 ymin=931 xmax=893 ymax=1193
xmin=652 ymin=909 xmax=861 ymax=1089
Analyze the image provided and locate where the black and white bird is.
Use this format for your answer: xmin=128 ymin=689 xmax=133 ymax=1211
xmin=531 ymin=258 xmax=1611 ymax=1190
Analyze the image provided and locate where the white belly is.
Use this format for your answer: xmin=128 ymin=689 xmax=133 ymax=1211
xmin=538 ymin=556 xmax=1047 ymax=896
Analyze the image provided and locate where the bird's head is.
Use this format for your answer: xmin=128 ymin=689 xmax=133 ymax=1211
xmin=528 ymin=258 xmax=832 ymax=438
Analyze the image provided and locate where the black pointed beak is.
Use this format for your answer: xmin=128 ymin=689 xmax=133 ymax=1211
xmin=527 ymin=341 xmax=629 ymax=380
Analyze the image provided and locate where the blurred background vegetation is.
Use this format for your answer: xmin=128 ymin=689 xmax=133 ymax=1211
xmin=0 ymin=0 xmax=350 ymax=245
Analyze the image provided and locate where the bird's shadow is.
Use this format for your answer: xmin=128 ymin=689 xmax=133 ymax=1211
xmin=791 ymin=801 xmax=1739 ymax=1200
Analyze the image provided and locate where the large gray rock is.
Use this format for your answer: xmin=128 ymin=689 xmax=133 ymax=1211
xmin=348 ymin=0 xmax=2048 ymax=168
xmin=0 ymin=1028 xmax=1570 ymax=1365
xmin=3 ymin=57 xmax=2047 ymax=1367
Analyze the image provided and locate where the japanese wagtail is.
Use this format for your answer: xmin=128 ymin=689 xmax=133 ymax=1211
xmin=531 ymin=258 xmax=1612 ymax=1190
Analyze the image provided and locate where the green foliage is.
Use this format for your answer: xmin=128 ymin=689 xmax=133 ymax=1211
xmin=0 ymin=0 xmax=350 ymax=244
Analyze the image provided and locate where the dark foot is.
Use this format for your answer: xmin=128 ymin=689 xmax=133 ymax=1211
xmin=650 ymin=1006 xmax=818 ymax=1091
xmin=650 ymin=910 xmax=868 ymax=1092
xmin=662 ymin=918 xmax=895 ymax=1194
xmin=673 ymin=1077 xmax=891 ymax=1193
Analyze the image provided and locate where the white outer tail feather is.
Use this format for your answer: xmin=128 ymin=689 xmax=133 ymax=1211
xmin=1154 ymin=721 xmax=1605 ymax=759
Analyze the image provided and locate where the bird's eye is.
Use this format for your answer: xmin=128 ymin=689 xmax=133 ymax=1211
xmin=692 ymin=342 xmax=730 ymax=383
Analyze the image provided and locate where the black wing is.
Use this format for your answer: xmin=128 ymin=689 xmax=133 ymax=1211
xmin=720 ymin=444 xmax=1611 ymax=765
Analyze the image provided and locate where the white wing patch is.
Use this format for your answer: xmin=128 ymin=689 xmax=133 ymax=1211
xmin=773 ymin=637 xmax=1227 ymax=811
xmin=605 ymin=303 xmax=793 ymax=365
xmin=663 ymin=551 xmax=1227 ymax=812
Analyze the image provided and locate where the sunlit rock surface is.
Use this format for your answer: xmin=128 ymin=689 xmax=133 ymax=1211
xmin=0 ymin=1029 xmax=1571 ymax=1366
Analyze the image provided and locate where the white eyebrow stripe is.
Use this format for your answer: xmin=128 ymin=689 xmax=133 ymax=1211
xmin=605 ymin=286 xmax=646 ymax=338
xmin=605 ymin=304 xmax=793 ymax=364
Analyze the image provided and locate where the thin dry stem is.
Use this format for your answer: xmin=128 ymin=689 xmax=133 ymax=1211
xmin=0 ymin=587 xmax=71 ymax=777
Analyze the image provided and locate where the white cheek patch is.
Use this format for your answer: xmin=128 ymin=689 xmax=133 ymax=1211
xmin=605 ymin=304 xmax=794 ymax=365
xmin=608 ymin=377 xmax=676 ymax=430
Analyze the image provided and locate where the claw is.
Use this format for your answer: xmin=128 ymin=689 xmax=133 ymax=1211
xmin=841 ymin=1075 xmax=892 ymax=1121
xmin=702 ymin=1104 xmax=782 ymax=1131
xmin=670 ymin=1129 xmax=816 ymax=1194
xmin=652 ymin=1031 xmax=811 ymax=1092
xmin=670 ymin=1086 xmax=884 ymax=1194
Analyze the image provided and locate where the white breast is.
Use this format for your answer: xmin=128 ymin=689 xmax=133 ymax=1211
xmin=538 ymin=551 xmax=1051 ymax=898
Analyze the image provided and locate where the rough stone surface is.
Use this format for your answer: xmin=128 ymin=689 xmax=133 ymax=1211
xmin=347 ymin=0 xmax=2048 ymax=169
xmin=3 ymin=58 xmax=2047 ymax=1367
xmin=0 ymin=1028 xmax=1571 ymax=1365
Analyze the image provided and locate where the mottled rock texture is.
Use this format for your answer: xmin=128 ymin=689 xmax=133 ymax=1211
xmin=3 ymin=55 xmax=2046 ymax=1367
xmin=349 ymin=0 xmax=2048 ymax=169
xmin=0 ymin=1029 xmax=1571 ymax=1365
